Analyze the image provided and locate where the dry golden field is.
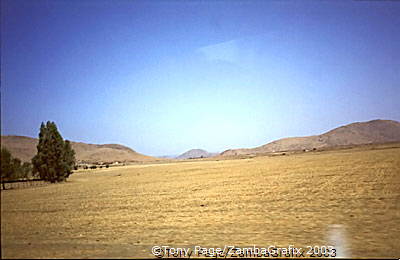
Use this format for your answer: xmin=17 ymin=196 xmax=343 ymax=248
xmin=1 ymin=145 xmax=400 ymax=258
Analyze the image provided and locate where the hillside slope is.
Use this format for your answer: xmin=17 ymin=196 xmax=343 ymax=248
xmin=221 ymin=119 xmax=400 ymax=156
xmin=1 ymin=135 xmax=159 ymax=163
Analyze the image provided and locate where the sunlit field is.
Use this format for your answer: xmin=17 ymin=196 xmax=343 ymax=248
xmin=1 ymin=145 xmax=399 ymax=258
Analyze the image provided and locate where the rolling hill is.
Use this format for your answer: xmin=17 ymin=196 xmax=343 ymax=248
xmin=0 ymin=135 xmax=160 ymax=163
xmin=221 ymin=119 xmax=400 ymax=156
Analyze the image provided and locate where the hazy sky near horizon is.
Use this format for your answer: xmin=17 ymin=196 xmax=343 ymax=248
xmin=1 ymin=0 xmax=400 ymax=156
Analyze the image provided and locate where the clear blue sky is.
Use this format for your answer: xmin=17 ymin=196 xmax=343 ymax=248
xmin=1 ymin=0 xmax=400 ymax=156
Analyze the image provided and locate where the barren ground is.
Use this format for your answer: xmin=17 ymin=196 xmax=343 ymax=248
xmin=1 ymin=146 xmax=399 ymax=258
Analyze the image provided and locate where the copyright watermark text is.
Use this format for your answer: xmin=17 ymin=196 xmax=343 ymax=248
xmin=151 ymin=245 xmax=337 ymax=258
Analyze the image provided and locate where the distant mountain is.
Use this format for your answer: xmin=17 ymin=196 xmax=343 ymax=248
xmin=158 ymin=154 xmax=179 ymax=159
xmin=1 ymin=135 xmax=161 ymax=163
xmin=177 ymin=149 xmax=217 ymax=159
xmin=221 ymin=119 xmax=400 ymax=156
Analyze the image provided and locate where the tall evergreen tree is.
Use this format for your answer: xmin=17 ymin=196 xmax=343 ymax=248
xmin=32 ymin=121 xmax=76 ymax=182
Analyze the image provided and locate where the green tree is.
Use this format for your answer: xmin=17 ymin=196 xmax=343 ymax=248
xmin=11 ymin=157 xmax=22 ymax=178
xmin=1 ymin=148 xmax=34 ymax=189
xmin=1 ymin=148 xmax=14 ymax=189
xmin=62 ymin=140 xmax=75 ymax=179
xmin=32 ymin=121 xmax=76 ymax=182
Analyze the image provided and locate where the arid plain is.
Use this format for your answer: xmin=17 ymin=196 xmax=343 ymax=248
xmin=1 ymin=144 xmax=399 ymax=258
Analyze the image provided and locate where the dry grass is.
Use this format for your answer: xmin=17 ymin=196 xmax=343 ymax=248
xmin=1 ymin=146 xmax=399 ymax=258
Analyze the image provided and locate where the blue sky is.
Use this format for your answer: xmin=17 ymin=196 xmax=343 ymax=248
xmin=1 ymin=0 xmax=400 ymax=156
